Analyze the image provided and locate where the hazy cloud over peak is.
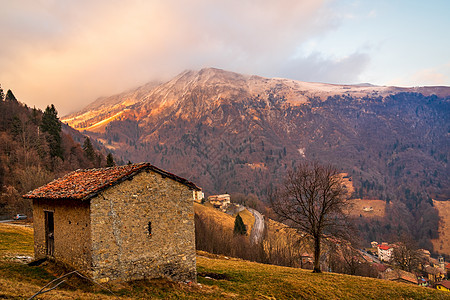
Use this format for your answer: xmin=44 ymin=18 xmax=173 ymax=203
xmin=1 ymin=0 xmax=448 ymax=115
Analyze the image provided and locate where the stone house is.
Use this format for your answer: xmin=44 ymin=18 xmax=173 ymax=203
xmin=423 ymin=265 xmax=446 ymax=283
xmin=381 ymin=268 xmax=418 ymax=285
xmin=24 ymin=163 xmax=200 ymax=283
xmin=300 ymin=252 xmax=313 ymax=269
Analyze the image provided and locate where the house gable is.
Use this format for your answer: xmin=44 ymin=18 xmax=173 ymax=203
xmin=26 ymin=163 xmax=198 ymax=282
xmin=90 ymin=170 xmax=196 ymax=282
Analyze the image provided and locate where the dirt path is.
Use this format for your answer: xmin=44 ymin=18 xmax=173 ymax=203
xmin=248 ymin=208 xmax=264 ymax=244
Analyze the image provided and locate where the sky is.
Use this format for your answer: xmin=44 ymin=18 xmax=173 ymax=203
xmin=1 ymin=0 xmax=449 ymax=115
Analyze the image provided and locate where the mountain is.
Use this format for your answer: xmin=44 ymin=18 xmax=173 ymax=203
xmin=63 ymin=68 xmax=450 ymax=250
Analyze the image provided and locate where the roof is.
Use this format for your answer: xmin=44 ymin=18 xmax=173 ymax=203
xmin=378 ymin=244 xmax=392 ymax=251
xmin=437 ymin=280 xmax=450 ymax=289
xmin=382 ymin=269 xmax=418 ymax=284
xmin=23 ymin=163 xmax=201 ymax=201
xmin=424 ymin=265 xmax=445 ymax=275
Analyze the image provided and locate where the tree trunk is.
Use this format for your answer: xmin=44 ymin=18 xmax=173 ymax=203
xmin=313 ymin=235 xmax=321 ymax=273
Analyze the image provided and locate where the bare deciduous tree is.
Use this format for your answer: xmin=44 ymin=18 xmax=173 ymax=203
xmin=270 ymin=162 xmax=353 ymax=273
xmin=392 ymin=235 xmax=425 ymax=272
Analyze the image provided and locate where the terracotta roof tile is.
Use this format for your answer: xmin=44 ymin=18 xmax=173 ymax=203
xmin=437 ymin=280 xmax=450 ymax=289
xmin=382 ymin=269 xmax=418 ymax=284
xmin=378 ymin=244 xmax=392 ymax=250
xmin=23 ymin=163 xmax=200 ymax=200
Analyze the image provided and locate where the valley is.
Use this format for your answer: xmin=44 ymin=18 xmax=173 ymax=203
xmin=61 ymin=68 xmax=449 ymax=252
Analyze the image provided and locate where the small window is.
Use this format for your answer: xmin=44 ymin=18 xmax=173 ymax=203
xmin=148 ymin=221 xmax=152 ymax=236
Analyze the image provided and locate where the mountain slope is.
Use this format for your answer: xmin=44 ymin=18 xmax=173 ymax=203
xmin=2 ymin=224 xmax=447 ymax=299
xmin=63 ymin=68 xmax=450 ymax=250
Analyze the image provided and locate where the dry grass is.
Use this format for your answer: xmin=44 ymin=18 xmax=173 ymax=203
xmin=340 ymin=173 xmax=355 ymax=196
xmin=237 ymin=209 xmax=254 ymax=233
xmin=348 ymin=199 xmax=387 ymax=218
xmin=431 ymin=200 xmax=450 ymax=256
xmin=196 ymin=253 xmax=448 ymax=299
xmin=0 ymin=223 xmax=34 ymax=257
xmin=194 ymin=203 xmax=254 ymax=233
xmin=0 ymin=224 xmax=448 ymax=299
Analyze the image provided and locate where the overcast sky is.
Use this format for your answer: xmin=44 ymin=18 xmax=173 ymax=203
xmin=1 ymin=0 xmax=449 ymax=115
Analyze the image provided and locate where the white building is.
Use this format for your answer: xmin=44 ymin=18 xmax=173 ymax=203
xmin=208 ymin=194 xmax=231 ymax=211
xmin=193 ymin=190 xmax=204 ymax=202
xmin=378 ymin=243 xmax=394 ymax=262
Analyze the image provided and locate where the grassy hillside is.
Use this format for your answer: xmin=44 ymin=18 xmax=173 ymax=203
xmin=0 ymin=223 xmax=33 ymax=257
xmin=431 ymin=200 xmax=450 ymax=256
xmin=194 ymin=202 xmax=254 ymax=232
xmin=1 ymin=224 xmax=449 ymax=299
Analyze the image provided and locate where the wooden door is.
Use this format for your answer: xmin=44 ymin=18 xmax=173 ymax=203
xmin=45 ymin=211 xmax=54 ymax=256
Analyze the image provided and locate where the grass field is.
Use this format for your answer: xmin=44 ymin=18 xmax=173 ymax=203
xmin=1 ymin=223 xmax=448 ymax=299
xmin=194 ymin=202 xmax=255 ymax=233
xmin=348 ymin=199 xmax=387 ymax=218
xmin=431 ymin=200 xmax=450 ymax=256
xmin=0 ymin=223 xmax=33 ymax=257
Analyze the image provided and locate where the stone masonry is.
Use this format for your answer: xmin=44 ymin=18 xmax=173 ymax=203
xmin=33 ymin=199 xmax=91 ymax=269
xmin=90 ymin=171 xmax=196 ymax=282
xmin=25 ymin=163 xmax=199 ymax=283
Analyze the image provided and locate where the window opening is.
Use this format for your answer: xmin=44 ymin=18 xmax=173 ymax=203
xmin=148 ymin=221 xmax=152 ymax=236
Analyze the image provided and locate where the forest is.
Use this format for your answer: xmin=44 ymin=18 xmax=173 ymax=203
xmin=0 ymin=85 xmax=112 ymax=217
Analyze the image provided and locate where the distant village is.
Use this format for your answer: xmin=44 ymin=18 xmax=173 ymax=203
xmin=198 ymin=192 xmax=450 ymax=292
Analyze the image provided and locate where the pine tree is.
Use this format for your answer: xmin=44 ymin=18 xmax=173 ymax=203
xmin=0 ymin=85 xmax=4 ymax=101
xmin=5 ymin=90 xmax=17 ymax=102
xmin=30 ymin=107 xmax=40 ymax=126
xmin=40 ymin=104 xmax=63 ymax=159
xmin=82 ymin=137 xmax=96 ymax=162
xmin=106 ymin=153 xmax=115 ymax=167
xmin=233 ymin=213 xmax=247 ymax=235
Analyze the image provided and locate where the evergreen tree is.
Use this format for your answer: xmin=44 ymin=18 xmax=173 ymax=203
xmin=0 ymin=85 xmax=4 ymax=101
xmin=82 ymin=137 xmax=96 ymax=162
xmin=30 ymin=107 xmax=40 ymax=126
xmin=233 ymin=213 xmax=247 ymax=235
xmin=40 ymin=104 xmax=63 ymax=159
xmin=106 ymin=153 xmax=115 ymax=167
xmin=5 ymin=90 xmax=17 ymax=102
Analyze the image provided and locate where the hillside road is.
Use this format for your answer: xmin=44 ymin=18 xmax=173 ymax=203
xmin=248 ymin=208 xmax=264 ymax=244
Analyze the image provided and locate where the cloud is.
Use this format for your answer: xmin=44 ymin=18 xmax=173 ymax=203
xmin=388 ymin=63 xmax=450 ymax=87
xmin=276 ymin=52 xmax=370 ymax=83
xmin=411 ymin=66 xmax=450 ymax=86
xmin=0 ymin=0 xmax=369 ymax=115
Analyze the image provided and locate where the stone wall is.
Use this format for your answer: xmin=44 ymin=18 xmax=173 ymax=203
xmin=90 ymin=170 xmax=196 ymax=282
xmin=33 ymin=199 xmax=91 ymax=270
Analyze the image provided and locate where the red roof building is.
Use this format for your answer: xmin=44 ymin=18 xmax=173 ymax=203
xmin=377 ymin=243 xmax=394 ymax=262
xmin=378 ymin=244 xmax=391 ymax=251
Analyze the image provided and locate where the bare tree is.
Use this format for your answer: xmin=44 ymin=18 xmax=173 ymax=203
xmin=270 ymin=162 xmax=353 ymax=273
xmin=392 ymin=235 xmax=425 ymax=272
